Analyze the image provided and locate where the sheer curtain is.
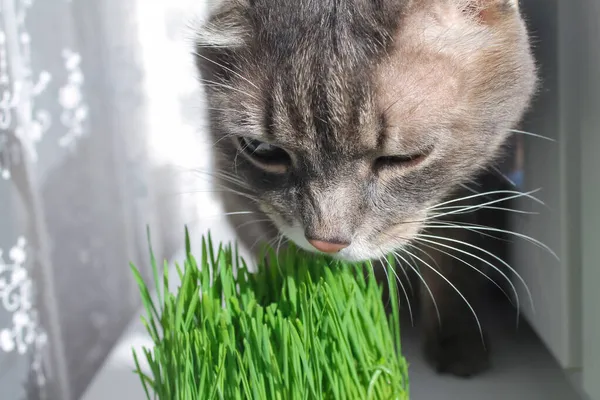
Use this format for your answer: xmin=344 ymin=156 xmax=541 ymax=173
xmin=0 ymin=0 xmax=215 ymax=398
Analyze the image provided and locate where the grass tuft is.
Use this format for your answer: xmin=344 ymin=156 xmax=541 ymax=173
xmin=131 ymin=229 xmax=409 ymax=399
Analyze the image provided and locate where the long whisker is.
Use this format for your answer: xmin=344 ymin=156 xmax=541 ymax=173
xmin=403 ymin=243 xmax=484 ymax=343
xmin=214 ymin=211 xmax=255 ymax=217
xmin=188 ymin=168 xmax=254 ymax=192
xmin=372 ymin=258 xmax=391 ymax=309
xmin=421 ymin=223 xmax=558 ymax=261
xmin=422 ymin=221 xmax=509 ymax=242
xmin=209 ymin=178 xmax=259 ymax=203
xmin=491 ymin=165 xmax=517 ymax=187
xmin=275 ymin=234 xmax=285 ymax=272
xmin=391 ymin=253 xmax=414 ymax=295
xmin=249 ymin=231 xmax=278 ymax=255
xmin=211 ymin=131 xmax=242 ymax=147
xmin=210 ymin=174 xmax=253 ymax=191
xmin=179 ymin=187 xmax=260 ymax=203
xmin=367 ymin=260 xmax=391 ymax=311
xmin=426 ymin=190 xmax=546 ymax=221
xmin=167 ymin=165 xmax=251 ymax=189
xmin=235 ymin=218 xmax=271 ymax=230
xmin=393 ymin=249 xmax=441 ymax=326
xmin=233 ymin=138 xmax=260 ymax=174
xmin=459 ymin=183 xmax=480 ymax=195
xmin=415 ymin=233 xmax=535 ymax=313
xmin=509 ymin=129 xmax=555 ymax=142
xmin=413 ymin=237 xmax=519 ymax=319
xmin=427 ymin=189 xmax=544 ymax=211
xmin=195 ymin=168 xmax=248 ymax=183
xmin=382 ymin=255 xmax=414 ymax=327
xmin=431 ymin=204 xmax=537 ymax=215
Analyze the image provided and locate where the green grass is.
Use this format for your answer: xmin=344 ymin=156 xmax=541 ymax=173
xmin=131 ymin=229 xmax=409 ymax=399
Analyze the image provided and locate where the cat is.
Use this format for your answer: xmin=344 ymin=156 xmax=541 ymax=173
xmin=195 ymin=0 xmax=537 ymax=378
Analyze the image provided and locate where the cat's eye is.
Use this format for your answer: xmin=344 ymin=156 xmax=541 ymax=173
xmin=238 ymin=137 xmax=291 ymax=167
xmin=373 ymin=152 xmax=429 ymax=171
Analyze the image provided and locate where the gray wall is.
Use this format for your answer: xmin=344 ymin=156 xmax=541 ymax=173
xmin=578 ymin=0 xmax=600 ymax=397
xmin=514 ymin=3 xmax=600 ymax=400
xmin=510 ymin=0 xmax=583 ymax=371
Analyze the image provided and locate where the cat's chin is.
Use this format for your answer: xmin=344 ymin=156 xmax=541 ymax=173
xmin=329 ymin=250 xmax=379 ymax=263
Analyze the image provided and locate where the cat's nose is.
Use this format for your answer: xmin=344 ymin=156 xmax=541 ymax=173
xmin=307 ymin=239 xmax=349 ymax=254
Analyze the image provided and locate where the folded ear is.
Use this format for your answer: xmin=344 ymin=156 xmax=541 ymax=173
xmin=460 ymin=0 xmax=520 ymax=24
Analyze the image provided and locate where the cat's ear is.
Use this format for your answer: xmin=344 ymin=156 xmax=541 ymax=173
xmin=197 ymin=0 xmax=250 ymax=49
xmin=460 ymin=0 xmax=520 ymax=24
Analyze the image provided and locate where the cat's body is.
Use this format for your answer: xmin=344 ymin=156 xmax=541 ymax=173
xmin=196 ymin=0 xmax=537 ymax=377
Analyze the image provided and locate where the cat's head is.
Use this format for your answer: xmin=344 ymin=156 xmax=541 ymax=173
xmin=196 ymin=0 xmax=537 ymax=261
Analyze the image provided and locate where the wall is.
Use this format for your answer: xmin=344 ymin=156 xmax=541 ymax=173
xmin=515 ymin=4 xmax=600 ymax=400
xmin=512 ymin=0 xmax=582 ymax=370
xmin=579 ymin=0 xmax=600 ymax=397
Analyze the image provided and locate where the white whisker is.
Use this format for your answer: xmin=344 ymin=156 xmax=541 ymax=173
xmin=459 ymin=183 xmax=482 ymax=195
xmin=185 ymin=187 xmax=259 ymax=203
xmin=394 ymin=249 xmax=441 ymax=327
xmin=510 ymin=129 xmax=555 ymax=142
xmin=369 ymin=259 xmax=393 ymax=312
xmin=189 ymin=168 xmax=253 ymax=191
xmin=426 ymin=190 xmax=545 ymax=221
xmin=491 ymin=166 xmax=517 ymax=187
xmin=422 ymin=223 xmax=558 ymax=261
xmin=422 ymin=222 xmax=507 ymax=242
xmin=275 ymin=233 xmax=285 ymax=272
xmin=382 ymin=255 xmax=414 ymax=327
xmin=249 ymin=231 xmax=278 ymax=255
xmin=431 ymin=204 xmax=537 ymax=215
xmin=413 ymin=238 xmax=519 ymax=319
xmin=415 ymin=233 xmax=535 ymax=313
xmin=225 ymin=211 xmax=255 ymax=216
xmin=212 ymin=131 xmax=242 ymax=147
xmin=391 ymin=253 xmax=414 ymax=295
xmin=402 ymin=244 xmax=484 ymax=343
xmin=235 ymin=218 xmax=271 ymax=230
xmin=427 ymin=189 xmax=544 ymax=211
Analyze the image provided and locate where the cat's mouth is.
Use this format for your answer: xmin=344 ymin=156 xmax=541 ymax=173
xmin=269 ymin=218 xmax=420 ymax=263
xmin=279 ymin=225 xmax=374 ymax=262
xmin=259 ymin=204 xmax=424 ymax=262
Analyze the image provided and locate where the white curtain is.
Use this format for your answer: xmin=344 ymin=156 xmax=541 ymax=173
xmin=0 ymin=0 xmax=220 ymax=398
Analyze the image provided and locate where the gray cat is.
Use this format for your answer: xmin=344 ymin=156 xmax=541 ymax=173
xmin=195 ymin=0 xmax=537 ymax=377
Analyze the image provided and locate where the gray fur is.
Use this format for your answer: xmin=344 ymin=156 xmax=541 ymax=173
xmin=196 ymin=0 xmax=537 ymax=377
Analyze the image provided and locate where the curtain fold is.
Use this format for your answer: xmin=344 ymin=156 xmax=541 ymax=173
xmin=0 ymin=0 xmax=207 ymax=398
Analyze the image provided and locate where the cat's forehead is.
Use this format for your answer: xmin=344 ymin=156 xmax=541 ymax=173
xmin=260 ymin=52 xmax=384 ymax=153
xmin=212 ymin=9 xmax=399 ymax=152
xmin=201 ymin=0 xmax=534 ymax=151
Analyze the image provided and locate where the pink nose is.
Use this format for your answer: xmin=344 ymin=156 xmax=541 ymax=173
xmin=308 ymin=239 xmax=349 ymax=254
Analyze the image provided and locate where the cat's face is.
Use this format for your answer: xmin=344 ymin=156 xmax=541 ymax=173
xmin=197 ymin=0 xmax=537 ymax=261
